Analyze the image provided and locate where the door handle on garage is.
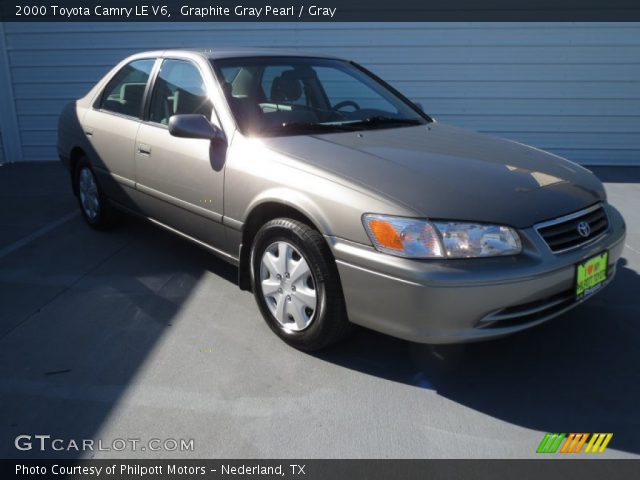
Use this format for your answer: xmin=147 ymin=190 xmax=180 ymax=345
xmin=137 ymin=144 xmax=151 ymax=155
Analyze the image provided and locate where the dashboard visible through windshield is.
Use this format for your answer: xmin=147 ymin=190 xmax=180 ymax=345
xmin=211 ymin=57 xmax=430 ymax=136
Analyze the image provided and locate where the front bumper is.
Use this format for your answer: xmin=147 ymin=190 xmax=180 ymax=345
xmin=329 ymin=203 xmax=626 ymax=344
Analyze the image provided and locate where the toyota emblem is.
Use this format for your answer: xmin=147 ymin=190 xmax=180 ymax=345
xmin=577 ymin=221 xmax=591 ymax=238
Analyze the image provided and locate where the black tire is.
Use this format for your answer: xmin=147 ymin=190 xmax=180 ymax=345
xmin=74 ymin=157 xmax=116 ymax=230
xmin=251 ymin=218 xmax=353 ymax=351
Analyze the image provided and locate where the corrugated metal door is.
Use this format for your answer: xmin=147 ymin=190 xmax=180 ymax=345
xmin=1 ymin=22 xmax=639 ymax=165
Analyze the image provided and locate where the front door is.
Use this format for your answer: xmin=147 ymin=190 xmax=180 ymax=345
xmin=134 ymin=58 xmax=227 ymax=251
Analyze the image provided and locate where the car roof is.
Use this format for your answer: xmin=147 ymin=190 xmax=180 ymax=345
xmin=132 ymin=48 xmax=344 ymax=61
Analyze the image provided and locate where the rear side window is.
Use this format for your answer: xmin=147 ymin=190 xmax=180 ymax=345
xmin=149 ymin=59 xmax=212 ymax=125
xmin=99 ymin=59 xmax=155 ymax=118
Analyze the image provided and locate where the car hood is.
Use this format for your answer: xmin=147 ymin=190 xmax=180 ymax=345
xmin=261 ymin=122 xmax=606 ymax=229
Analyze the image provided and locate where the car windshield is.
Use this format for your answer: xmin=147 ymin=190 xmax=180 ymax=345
xmin=211 ymin=57 xmax=430 ymax=136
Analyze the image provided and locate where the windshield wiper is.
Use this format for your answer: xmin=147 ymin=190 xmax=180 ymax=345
xmin=260 ymin=117 xmax=423 ymax=136
xmin=349 ymin=116 xmax=424 ymax=127
xmin=261 ymin=121 xmax=357 ymax=134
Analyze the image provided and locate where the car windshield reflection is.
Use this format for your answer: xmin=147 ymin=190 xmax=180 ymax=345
xmin=212 ymin=57 xmax=430 ymax=136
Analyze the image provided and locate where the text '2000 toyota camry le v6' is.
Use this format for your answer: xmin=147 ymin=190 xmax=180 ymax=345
xmin=58 ymin=49 xmax=626 ymax=351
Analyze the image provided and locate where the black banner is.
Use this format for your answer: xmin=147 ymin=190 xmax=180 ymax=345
xmin=5 ymin=459 xmax=640 ymax=479
xmin=2 ymin=0 xmax=640 ymax=21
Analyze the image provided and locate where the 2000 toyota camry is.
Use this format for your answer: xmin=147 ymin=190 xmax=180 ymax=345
xmin=58 ymin=49 xmax=626 ymax=350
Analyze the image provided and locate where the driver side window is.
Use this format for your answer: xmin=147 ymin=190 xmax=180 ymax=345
xmin=149 ymin=59 xmax=212 ymax=126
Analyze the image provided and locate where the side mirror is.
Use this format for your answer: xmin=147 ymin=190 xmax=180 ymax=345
xmin=413 ymin=101 xmax=424 ymax=112
xmin=168 ymin=114 xmax=225 ymax=143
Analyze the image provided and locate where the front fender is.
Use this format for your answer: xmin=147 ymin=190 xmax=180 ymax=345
xmin=224 ymin=135 xmax=414 ymax=245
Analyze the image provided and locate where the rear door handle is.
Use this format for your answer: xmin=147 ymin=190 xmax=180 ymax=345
xmin=137 ymin=144 xmax=151 ymax=155
xmin=84 ymin=127 xmax=94 ymax=137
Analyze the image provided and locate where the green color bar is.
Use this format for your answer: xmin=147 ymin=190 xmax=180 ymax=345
xmin=536 ymin=434 xmax=553 ymax=453
xmin=536 ymin=433 xmax=566 ymax=453
xmin=548 ymin=433 xmax=566 ymax=453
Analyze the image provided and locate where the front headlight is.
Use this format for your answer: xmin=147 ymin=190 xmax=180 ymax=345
xmin=362 ymin=214 xmax=522 ymax=259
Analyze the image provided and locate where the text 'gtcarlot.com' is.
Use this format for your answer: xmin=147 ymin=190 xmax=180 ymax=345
xmin=14 ymin=434 xmax=195 ymax=452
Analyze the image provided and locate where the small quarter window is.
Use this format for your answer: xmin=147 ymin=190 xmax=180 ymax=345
xmin=99 ymin=59 xmax=154 ymax=118
xmin=149 ymin=59 xmax=212 ymax=125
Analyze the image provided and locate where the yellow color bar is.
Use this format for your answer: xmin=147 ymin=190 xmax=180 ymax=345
xmin=591 ymin=434 xmax=606 ymax=452
xmin=598 ymin=434 xmax=613 ymax=453
xmin=585 ymin=433 xmax=598 ymax=453
xmin=585 ymin=433 xmax=613 ymax=453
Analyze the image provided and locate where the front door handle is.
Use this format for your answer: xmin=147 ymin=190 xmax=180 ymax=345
xmin=137 ymin=144 xmax=151 ymax=155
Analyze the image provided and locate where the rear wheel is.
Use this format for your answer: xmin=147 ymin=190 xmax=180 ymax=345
xmin=74 ymin=158 xmax=116 ymax=229
xmin=251 ymin=218 xmax=352 ymax=351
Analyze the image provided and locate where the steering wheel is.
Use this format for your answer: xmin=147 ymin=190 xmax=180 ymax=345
xmin=333 ymin=100 xmax=361 ymax=112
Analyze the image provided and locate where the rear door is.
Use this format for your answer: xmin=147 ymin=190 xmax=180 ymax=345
xmin=82 ymin=58 xmax=156 ymax=209
xmin=134 ymin=57 xmax=227 ymax=252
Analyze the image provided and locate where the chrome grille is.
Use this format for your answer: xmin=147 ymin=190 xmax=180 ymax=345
xmin=536 ymin=204 xmax=608 ymax=253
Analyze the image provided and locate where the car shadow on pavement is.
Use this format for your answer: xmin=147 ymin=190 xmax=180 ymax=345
xmin=3 ymin=160 xmax=637 ymax=458
xmin=0 ymin=211 xmax=239 ymax=459
xmin=313 ymin=257 xmax=640 ymax=456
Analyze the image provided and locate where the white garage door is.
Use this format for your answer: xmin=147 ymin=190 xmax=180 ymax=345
xmin=1 ymin=22 xmax=639 ymax=165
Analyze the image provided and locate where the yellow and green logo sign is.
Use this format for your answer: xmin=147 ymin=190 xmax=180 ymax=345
xmin=576 ymin=251 xmax=609 ymax=299
xmin=536 ymin=433 xmax=613 ymax=454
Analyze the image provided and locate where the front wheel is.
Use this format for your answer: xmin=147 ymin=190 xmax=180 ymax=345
xmin=251 ymin=218 xmax=352 ymax=351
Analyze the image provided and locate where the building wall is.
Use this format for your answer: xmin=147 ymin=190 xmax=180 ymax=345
xmin=1 ymin=22 xmax=639 ymax=164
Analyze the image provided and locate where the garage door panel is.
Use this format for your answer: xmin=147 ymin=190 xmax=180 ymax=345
xmin=499 ymin=132 xmax=640 ymax=150
xmin=12 ymin=66 xmax=112 ymax=84
xmin=369 ymin=64 xmax=640 ymax=82
xmin=436 ymin=115 xmax=640 ymax=134
xmin=3 ymin=22 xmax=639 ymax=165
xmin=423 ymin=98 xmax=640 ymax=116
xmin=391 ymin=81 xmax=640 ymax=100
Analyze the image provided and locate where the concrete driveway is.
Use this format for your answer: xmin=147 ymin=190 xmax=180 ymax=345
xmin=1 ymin=162 xmax=639 ymax=459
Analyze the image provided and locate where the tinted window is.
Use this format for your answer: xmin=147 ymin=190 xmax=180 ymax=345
xmin=149 ymin=59 xmax=212 ymax=125
xmin=99 ymin=59 xmax=154 ymax=118
xmin=213 ymin=57 xmax=427 ymax=136
xmin=314 ymin=66 xmax=395 ymax=112
xmin=219 ymin=66 xmax=241 ymax=83
xmin=261 ymin=66 xmax=308 ymax=107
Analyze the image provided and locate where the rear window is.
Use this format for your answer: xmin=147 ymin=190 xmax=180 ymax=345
xmin=99 ymin=59 xmax=155 ymax=118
